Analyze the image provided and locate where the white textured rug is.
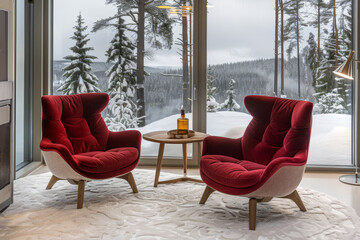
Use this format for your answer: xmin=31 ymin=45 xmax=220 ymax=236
xmin=1 ymin=169 xmax=360 ymax=240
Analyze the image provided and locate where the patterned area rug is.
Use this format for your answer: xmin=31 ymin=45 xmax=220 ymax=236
xmin=1 ymin=169 xmax=359 ymax=240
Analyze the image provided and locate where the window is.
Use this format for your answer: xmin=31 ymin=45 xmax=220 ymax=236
xmin=52 ymin=0 xmax=195 ymax=159
xmin=206 ymin=0 xmax=353 ymax=166
xmin=51 ymin=0 xmax=355 ymax=168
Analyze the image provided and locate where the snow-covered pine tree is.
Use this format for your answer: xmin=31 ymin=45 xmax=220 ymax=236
xmin=307 ymin=0 xmax=332 ymax=60
xmin=104 ymin=16 xmax=139 ymax=131
xmin=93 ymin=0 xmax=175 ymax=127
xmin=329 ymin=0 xmax=340 ymax=67
xmin=336 ymin=6 xmax=352 ymax=113
xmin=58 ymin=13 xmax=100 ymax=95
xmin=339 ymin=7 xmax=352 ymax=51
xmin=221 ymin=79 xmax=240 ymax=111
xmin=315 ymin=29 xmax=337 ymax=96
xmin=313 ymin=58 xmax=330 ymax=109
xmin=313 ymin=88 xmax=345 ymax=114
xmin=314 ymin=11 xmax=352 ymax=115
xmin=306 ymin=33 xmax=319 ymax=88
xmin=206 ymin=66 xmax=220 ymax=112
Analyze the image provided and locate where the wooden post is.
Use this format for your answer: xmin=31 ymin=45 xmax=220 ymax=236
xmin=77 ymin=180 xmax=86 ymax=209
xmin=249 ymin=198 xmax=257 ymax=230
xmin=154 ymin=143 xmax=165 ymax=187
xmin=182 ymin=143 xmax=187 ymax=176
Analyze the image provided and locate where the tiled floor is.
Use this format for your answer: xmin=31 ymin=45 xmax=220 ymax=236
xmin=30 ymin=165 xmax=360 ymax=216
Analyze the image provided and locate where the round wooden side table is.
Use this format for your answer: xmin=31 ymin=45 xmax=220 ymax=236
xmin=143 ymin=131 xmax=209 ymax=187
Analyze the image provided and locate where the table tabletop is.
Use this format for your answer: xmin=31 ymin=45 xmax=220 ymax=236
xmin=143 ymin=130 xmax=209 ymax=144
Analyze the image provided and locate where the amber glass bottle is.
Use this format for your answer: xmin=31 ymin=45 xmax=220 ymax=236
xmin=177 ymin=109 xmax=189 ymax=135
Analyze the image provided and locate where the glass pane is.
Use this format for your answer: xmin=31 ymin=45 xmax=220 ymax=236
xmin=15 ymin=0 xmax=33 ymax=170
xmin=53 ymin=0 xmax=194 ymax=158
xmin=206 ymin=0 xmax=353 ymax=166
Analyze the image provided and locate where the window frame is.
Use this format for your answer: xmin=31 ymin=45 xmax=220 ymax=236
xmin=45 ymin=0 xmax=359 ymax=171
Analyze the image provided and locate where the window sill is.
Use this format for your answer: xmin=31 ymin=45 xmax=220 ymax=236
xmin=15 ymin=161 xmax=43 ymax=179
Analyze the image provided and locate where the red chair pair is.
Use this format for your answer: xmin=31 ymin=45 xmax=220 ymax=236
xmin=40 ymin=93 xmax=313 ymax=232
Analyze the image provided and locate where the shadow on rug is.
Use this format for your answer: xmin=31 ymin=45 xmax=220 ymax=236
xmin=0 ymin=169 xmax=359 ymax=239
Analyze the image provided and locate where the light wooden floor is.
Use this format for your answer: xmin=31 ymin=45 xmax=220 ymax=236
xmin=30 ymin=165 xmax=360 ymax=216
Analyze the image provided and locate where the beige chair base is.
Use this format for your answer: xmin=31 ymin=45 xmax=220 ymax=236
xmin=199 ymin=185 xmax=306 ymax=230
xmin=45 ymin=172 xmax=138 ymax=209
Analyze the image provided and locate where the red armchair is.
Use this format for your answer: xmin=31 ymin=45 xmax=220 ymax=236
xmin=40 ymin=93 xmax=141 ymax=208
xmin=199 ymin=95 xmax=313 ymax=230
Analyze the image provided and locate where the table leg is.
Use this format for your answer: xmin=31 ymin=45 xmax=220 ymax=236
xmin=156 ymin=141 xmax=204 ymax=186
xmin=198 ymin=142 xmax=203 ymax=160
xmin=182 ymin=143 xmax=187 ymax=176
xmin=154 ymin=143 xmax=165 ymax=187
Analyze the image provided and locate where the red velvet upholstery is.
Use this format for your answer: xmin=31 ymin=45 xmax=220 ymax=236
xmin=40 ymin=93 xmax=141 ymax=179
xmin=74 ymin=147 xmax=139 ymax=174
xmin=200 ymin=95 xmax=313 ymax=195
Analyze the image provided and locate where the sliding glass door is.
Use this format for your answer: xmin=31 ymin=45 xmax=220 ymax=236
xmin=206 ymin=0 xmax=353 ymax=166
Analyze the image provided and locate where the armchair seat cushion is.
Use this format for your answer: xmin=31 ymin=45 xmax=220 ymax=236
xmin=73 ymin=147 xmax=139 ymax=174
xmin=200 ymin=155 xmax=266 ymax=189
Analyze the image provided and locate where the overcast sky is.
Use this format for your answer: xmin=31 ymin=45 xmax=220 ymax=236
xmin=54 ymin=0 xmax=275 ymax=67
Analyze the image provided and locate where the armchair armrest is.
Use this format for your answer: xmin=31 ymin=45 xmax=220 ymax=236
xmin=202 ymin=136 xmax=243 ymax=160
xmin=262 ymin=150 xmax=308 ymax=179
xmin=106 ymin=130 xmax=142 ymax=153
xmin=40 ymin=137 xmax=74 ymax=163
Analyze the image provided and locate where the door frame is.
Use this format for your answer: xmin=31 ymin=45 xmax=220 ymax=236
xmin=192 ymin=0 xmax=207 ymax=166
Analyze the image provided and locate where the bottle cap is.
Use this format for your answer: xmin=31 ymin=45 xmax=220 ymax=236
xmin=181 ymin=109 xmax=185 ymax=115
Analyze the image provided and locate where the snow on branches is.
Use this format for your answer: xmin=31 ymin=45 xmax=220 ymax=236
xmin=103 ymin=16 xmax=140 ymax=131
xmin=207 ymin=66 xmax=220 ymax=112
xmin=314 ymin=88 xmax=345 ymax=114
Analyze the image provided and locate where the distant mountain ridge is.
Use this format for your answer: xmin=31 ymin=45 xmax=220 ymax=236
xmin=53 ymin=58 xmax=314 ymax=124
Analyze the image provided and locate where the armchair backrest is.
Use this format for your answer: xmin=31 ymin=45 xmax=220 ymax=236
xmin=242 ymin=95 xmax=313 ymax=166
xmin=41 ymin=93 xmax=110 ymax=154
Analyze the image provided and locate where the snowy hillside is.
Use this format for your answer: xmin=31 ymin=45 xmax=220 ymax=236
xmin=137 ymin=112 xmax=351 ymax=166
xmin=53 ymin=59 xmax=315 ymax=125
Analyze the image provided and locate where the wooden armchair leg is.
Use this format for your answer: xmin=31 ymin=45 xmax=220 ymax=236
xmin=46 ymin=175 xmax=60 ymax=190
xmin=199 ymin=186 xmax=215 ymax=204
xmin=77 ymin=180 xmax=86 ymax=209
xmin=284 ymin=190 xmax=306 ymax=212
xmin=249 ymin=198 xmax=257 ymax=230
xmin=247 ymin=192 xmax=304 ymax=231
xmin=119 ymin=172 xmax=138 ymax=193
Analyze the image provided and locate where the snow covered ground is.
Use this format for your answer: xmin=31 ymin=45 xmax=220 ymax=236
xmin=137 ymin=112 xmax=351 ymax=166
